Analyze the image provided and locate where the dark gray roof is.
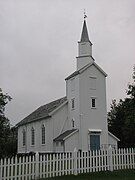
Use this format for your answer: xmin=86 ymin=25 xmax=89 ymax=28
xmin=65 ymin=71 xmax=79 ymax=80
xmin=80 ymin=20 xmax=92 ymax=45
xmin=53 ymin=129 xmax=78 ymax=142
xmin=16 ymin=96 xmax=67 ymax=127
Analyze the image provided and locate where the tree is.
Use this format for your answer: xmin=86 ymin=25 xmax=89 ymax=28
xmin=108 ymin=66 xmax=135 ymax=148
xmin=0 ymin=88 xmax=17 ymax=158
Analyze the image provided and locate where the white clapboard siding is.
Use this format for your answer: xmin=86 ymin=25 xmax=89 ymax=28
xmin=0 ymin=147 xmax=135 ymax=180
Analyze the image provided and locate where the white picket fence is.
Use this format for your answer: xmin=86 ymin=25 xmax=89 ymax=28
xmin=0 ymin=147 xmax=135 ymax=180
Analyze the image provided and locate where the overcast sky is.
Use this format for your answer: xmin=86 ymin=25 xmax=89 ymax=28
xmin=1 ymin=0 xmax=135 ymax=126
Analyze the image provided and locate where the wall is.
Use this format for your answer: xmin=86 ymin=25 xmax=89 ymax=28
xmin=66 ymin=64 xmax=108 ymax=151
xmin=79 ymin=65 xmax=108 ymax=150
xmin=108 ymin=133 xmax=118 ymax=148
xmin=64 ymin=131 xmax=79 ymax=152
xmin=18 ymin=103 xmax=68 ymax=153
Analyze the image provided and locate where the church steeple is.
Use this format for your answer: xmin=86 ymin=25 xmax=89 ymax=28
xmin=77 ymin=17 xmax=94 ymax=70
xmin=80 ymin=20 xmax=91 ymax=43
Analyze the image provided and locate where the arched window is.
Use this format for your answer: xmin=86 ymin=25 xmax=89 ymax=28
xmin=22 ymin=129 xmax=26 ymax=146
xmin=31 ymin=127 xmax=35 ymax=146
xmin=42 ymin=125 xmax=45 ymax=144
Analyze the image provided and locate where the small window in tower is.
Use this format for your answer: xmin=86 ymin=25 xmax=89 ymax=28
xmin=90 ymin=77 xmax=96 ymax=90
xmin=91 ymin=98 xmax=96 ymax=108
xmin=71 ymin=98 xmax=75 ymax=109
xmin=72 ymin=118 xmax=75 ymax=128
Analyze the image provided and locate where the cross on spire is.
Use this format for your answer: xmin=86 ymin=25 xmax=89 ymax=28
xmin=84 ymin=9 xmax=87 ymax=20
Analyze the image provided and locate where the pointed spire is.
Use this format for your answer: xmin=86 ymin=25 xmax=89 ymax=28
xmin=80 ymin=20 xmax=90 ymax=42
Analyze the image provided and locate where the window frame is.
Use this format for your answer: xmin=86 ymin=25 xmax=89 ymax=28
xmin=71 ymin=98 xmax=75 ymax=110
xmin=22 ymin=129 xmax=26 ymax=147
xmin=72 ymin=118 xmax=75 ymax=128
xmin=91 ymin=97 xmax=97 ymax=109
xmin=31 ymin=127 xmax=35 ymax=146
xmin=41 ymin=124 xmax=46 ymax=145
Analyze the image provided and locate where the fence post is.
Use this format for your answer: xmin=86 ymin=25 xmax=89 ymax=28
xmin=35 ymin=152 xmax=39 ymax=179
xmin=73 ymin=148 xmax=78 ymax=175
xmin=108 ymin=145 xmax=113 ymax=171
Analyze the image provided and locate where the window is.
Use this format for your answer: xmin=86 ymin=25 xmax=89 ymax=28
xmin=90 ymin=77 xmax=96 ymax=90
xmin=71 ymin=98 xmax=75 ymax=109
xmin=31 ymin=127 xmax=35 ymax=146
xmin=41 ymin=125 xmax=45 ymax=145
xmin=22 ymin=129 xmax=26 ymax=146
xmin=91 ymin=98 xmax=96 ymax=108
xmin=72 ymin=118 xmax=75 ymax=128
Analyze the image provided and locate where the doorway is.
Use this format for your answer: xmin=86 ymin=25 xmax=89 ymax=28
xmin=90 ymin=134 xmax=100 ymax=151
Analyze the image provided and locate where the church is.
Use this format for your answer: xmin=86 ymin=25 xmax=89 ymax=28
xmin=17 ymin=18 xmax=119 ymax=153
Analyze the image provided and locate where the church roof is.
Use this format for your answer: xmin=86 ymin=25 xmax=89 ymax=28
xmin=65 ymin=61 xmax=107 ymax=80
xmin=80 ymin=20 xmax=92 ymax=45
xmin=53 ymin=129 xmax=78 ymax=142
xmin=16 ymin=96 xmax=67 ymax=127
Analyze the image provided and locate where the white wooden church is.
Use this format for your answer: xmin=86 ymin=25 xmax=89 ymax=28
xmin=17 ymin=19 xmax=119 ymax=153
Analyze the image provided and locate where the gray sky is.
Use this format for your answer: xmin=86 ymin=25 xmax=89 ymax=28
xmin=0 ymin=0 xmax=135 ymax=126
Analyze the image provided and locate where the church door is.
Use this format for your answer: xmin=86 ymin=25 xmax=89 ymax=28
xmin=90 ymin=134 xmax=100 ymax=151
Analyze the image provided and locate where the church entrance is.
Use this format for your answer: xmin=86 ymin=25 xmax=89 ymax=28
xmin=90 ymin=134 xmax=100 ymax=151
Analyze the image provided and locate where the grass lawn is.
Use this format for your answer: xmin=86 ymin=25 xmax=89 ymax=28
xmin=38 ymin=169 xmax=135 ymax=180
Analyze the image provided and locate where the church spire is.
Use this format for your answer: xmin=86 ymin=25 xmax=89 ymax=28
xmin=80 ymin=11 xmax=92 ymax=44
xmin=80 ymin=20 xmax=90 ymax=42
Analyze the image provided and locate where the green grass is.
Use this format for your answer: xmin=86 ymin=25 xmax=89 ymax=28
xmin=38 ymin=169 xmax=135 ymax=180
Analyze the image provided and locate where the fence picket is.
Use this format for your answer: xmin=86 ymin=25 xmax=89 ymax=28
xmin=49 ymin=154 xmax=52 ymax=178
xmin=7 ymin=158 xmax=10 ymax=180
xmin=132 ymin=148 xmax=135 ymax=169
xmin=10 ymin=157 xmax=14 ymax=180
xmin=86 ymin=151 xmax=89 ymax=172
xmin=129 ymin=148 xmax=132 ymax=169
xmin=3 ymin=158 xmax=6 ymax=180
xmin=55 ymin=153 xmax=58 ymax=177
xmin=65 ymin=153 xmax=68 ymax=175
xmin=52 ymin=154 xmax=55 ymax=177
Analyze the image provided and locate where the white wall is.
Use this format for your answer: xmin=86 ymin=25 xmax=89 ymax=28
xmin=108 ymin=133 xmax=118 ymax=148
xmin=64 ymin=131 xmax=79 ymax=152
xmin=18 ymin=103 xmax=68 ymax=153
xmin=78 ymin=42 xmax=92 ymax=57
xmin=77 ymin=56 xmax=93 ymax=70
xmin=54 ymin=142 xmax=64 ymax=152
xmin=66 ymin=64 xmax=108 ymax=151
xmin=79 ymin=65 xmax=108 ymax=150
